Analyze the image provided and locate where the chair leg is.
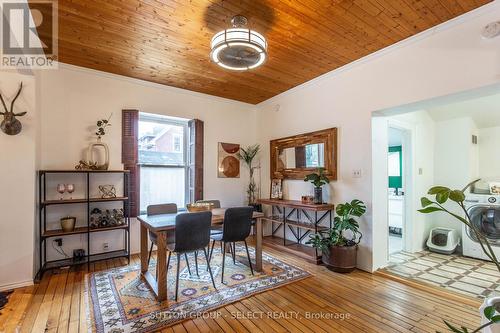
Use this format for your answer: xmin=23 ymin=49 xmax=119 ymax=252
xmin=221 ymin=242 xmax=226 ymax=284
xmin=167 ymin=251 xmax=171 ymax=269
xmin=232 ymin=242 xmax=236 ymax=264
xmin=175 ymin=253 xmax=181 ymax=301
xmin=194 ymin=250 xmax=199 ymax=276
xmin=244 ymin=240 xmax=254 ymax=276
xmin=203 ymin=247 xmax=216 ymax=289
xmin=184 ymin=253 xmax=191 ymax=275
xmin=208 ymin=240 xmax=215 ymax=270
xmin=147 ymin=242 xmax=154 ymax=267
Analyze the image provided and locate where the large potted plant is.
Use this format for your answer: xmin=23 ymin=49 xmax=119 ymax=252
xmin=237 ymin=144 xmax=261 ymax=210
xmin=304 ymin=168 xmax=329 ymax=204
xmin=419 ymin=181 xmax=500 ymax=333
xmin=307 ymin=199 xmax=366 ymax=272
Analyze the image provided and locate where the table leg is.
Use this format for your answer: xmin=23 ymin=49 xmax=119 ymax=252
xmin=255 ymin=217 xmax=263 ymax=272
xmin=140 ymin=224 xmax=148 ymax=273
xmin=156 ymin=231 xmax=168 ymax=301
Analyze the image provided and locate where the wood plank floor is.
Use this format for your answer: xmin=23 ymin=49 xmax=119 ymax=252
xmin=1 ymin=245 xmax=481 ymax=333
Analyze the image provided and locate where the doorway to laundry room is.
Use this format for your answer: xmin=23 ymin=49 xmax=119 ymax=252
xmin=372 ymin=83 xmax=500 ymax=300
xmin=387 ymin=126 xmax=409 ymax=256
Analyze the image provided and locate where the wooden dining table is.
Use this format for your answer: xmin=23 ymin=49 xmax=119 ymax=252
xmin=137 ymin=208 xmax=265 ymax=302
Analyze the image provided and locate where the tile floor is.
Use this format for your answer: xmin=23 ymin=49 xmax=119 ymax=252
xmin=386 ymin=251 xmax=500 ymax=299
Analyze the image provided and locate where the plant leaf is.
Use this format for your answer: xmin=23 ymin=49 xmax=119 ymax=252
xmin=428 ymin=186 xmax=450 ymax=195
xmin=449 ymin=190 xmax=465 ymax=203
xmin=491 ymin=315 xmax=500 ymax=323
xmin=436 ymin=190 xmax=450 ymax=204
xmin=421 ymin=197 xmax=433 ymax=207
xmin=484 ymin=306 xmax=495 ymax=320
xmin=418 ymin=207 xmax=443 ymax=214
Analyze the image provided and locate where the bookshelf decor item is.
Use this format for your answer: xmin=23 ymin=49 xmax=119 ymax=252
xmin=36 ymin=169 xmax=130 ymax=280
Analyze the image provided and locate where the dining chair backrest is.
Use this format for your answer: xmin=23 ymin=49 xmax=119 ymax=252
xmin=222 ymin=207 xmax=254 ymax=242
xmin=174 ymin=211 xmax=212 ymax=252
xmin=147 ymin=203 xmax=177 ymax=216
xmin=196 ymin=199 xmax=221 ymax=209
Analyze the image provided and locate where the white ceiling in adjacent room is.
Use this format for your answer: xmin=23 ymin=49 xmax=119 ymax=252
xmin=427 ymin=92 xmax=500 ymax=128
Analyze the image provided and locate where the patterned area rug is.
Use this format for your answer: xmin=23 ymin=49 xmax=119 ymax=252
xmin=86 ymin=246 xmax=311 ymax=332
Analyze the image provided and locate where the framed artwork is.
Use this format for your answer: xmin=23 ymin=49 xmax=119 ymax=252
xmin=270 ymin=179 xmax=282 ymax=199
xmin=218 ymin=142 xmax=240 ymax=178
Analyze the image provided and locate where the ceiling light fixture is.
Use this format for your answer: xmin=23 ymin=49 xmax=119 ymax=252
xmin=210 ymin=15 xmax=267 ymax=71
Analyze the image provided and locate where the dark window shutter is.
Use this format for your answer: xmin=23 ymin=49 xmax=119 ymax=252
xmin=122 ymin=109 xmax=140 ymax=217
xmin=188 ymin=119 xmax=203 ymax=202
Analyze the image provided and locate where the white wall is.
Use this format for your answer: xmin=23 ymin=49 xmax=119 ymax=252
xmin=0 ymin=71 xmax=37 ymax=290
xmin=433 ymin=117 xmax=478 ymax=233
xmin=36 ymin=64 xmax=257 ymax=263
xmin=258 ymin=2 xmax=500 ymax=272
xmin=479 ymin=126 xmax=500 ymax=180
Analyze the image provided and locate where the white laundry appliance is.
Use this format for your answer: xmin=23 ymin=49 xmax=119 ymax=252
xmin=462 ymin=193 xmax=500 ymax=261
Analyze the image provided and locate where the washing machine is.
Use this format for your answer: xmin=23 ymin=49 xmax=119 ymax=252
xmin=462 ymin=193 xmax=500 ymax=261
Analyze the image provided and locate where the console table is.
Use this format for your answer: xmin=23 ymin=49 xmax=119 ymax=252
xmin=258 ymin=199 xmax=334 ymax=263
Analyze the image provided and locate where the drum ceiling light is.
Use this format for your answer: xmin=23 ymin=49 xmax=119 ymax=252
xmin=210 ymin=15 xmax=267 ymax=71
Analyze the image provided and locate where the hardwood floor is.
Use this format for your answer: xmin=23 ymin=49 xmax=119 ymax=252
xmin=1 ymin=245 xmax=481 ymax=333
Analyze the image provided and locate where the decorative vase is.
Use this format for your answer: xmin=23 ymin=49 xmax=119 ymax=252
xmin=60 ymin=216 xmax=76 ymax=232
xmin=87 ymin=137 xmax=109 ymax=170
xmin=480 ymin=296 xmax=500 ymax=333
xmin=314 ymin=187 xmax=323 ymax=204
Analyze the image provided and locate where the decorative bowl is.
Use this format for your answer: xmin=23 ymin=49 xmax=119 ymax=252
xmin=186 ymin=203 xmax=214 ymax=212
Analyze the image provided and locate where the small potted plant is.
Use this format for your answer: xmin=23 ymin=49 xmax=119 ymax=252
xmin=304 ymin=168 xmax=329 ymax=204
xmin=307 ymin=199 xmax=366 ymax=272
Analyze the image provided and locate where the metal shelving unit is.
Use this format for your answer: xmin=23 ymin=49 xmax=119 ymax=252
xmin=36 ymin=170 xmax=131 ymax=280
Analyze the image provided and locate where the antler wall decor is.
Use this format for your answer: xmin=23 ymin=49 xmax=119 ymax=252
xmin=0 ymin=82 xmax=27 ymax=135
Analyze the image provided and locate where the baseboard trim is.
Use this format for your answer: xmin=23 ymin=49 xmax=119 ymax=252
xmin=0 ymin=280 xmax=33 ymax=292
xmin=374 ymin=269 xmax=481 ymax=308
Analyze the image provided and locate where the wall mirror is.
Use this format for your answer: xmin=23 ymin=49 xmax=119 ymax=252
xmin=270 ymin=128 xmax=337 ymax=180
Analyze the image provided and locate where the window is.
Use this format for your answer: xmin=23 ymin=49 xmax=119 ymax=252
xmin=138 ymin=113 xmax=189 ymax=212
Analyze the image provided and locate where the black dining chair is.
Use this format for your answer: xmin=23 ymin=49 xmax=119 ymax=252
xmin=147 ymin=203 xmax=177 ymax=267
xmin=196 ymin=199 xmax=223 ymax=234
xmin=209 ymin=207 xmax=254 ymax=283
xmin=167 ymin=211 xmax=216 ymax=301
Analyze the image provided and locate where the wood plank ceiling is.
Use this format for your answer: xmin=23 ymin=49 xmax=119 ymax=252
xmin=53 ymin=0 xmax=490 ymax=104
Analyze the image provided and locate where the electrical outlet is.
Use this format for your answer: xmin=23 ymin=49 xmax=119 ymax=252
xmin=352 ymin=169 xmax=362 ymax=178
xmin=103 ymin=242 xmax=109 ymax=251
xmin=55 ymin=238 xmax=63 ymax=246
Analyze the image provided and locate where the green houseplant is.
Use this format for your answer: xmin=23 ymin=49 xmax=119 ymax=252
xmin=307 ymin=199 xmax=366 ymax=272
xmin=237 ymin=144 xmax=261 ymax=207
xmin=419 ymin=180 xmax=500 ymax=333
xmin=304 ymin=168 xmax=330 ymax=204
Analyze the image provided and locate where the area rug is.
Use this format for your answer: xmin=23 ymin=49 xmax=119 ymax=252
xmin=86 ymin=245 xmax=311 ymax=332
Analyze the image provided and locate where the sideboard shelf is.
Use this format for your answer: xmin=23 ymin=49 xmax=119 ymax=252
xmin=41 ymin=196 xmax=129 ymax=206
xmin=42 ymin=224 xmax=129 ymax=239
xmin=36 ymin=169 xmax=131 ymax=280
xmin=258 ymin=198 xmax=334 ymax=264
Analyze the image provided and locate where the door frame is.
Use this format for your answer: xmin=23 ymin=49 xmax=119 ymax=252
xmin=387 ymin=120 xmax=415 ymax=259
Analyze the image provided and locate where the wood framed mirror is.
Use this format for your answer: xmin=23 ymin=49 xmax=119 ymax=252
xmin=270 ymin=128 xmax=338 ymax=180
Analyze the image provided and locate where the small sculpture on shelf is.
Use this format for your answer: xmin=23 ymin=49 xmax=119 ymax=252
xmin=98 ymin=185 xmax=116 ymax=199
xmin=75 ymin=160 xmax=99 ymax=170
xmin=90 ymin=207 xmax=125 ymax=229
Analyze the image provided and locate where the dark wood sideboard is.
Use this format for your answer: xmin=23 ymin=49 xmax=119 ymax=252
xmin=258 ymin=199 xmax=334 ymax=264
